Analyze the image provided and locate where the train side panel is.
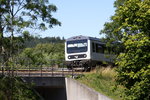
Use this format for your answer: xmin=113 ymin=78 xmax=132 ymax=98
xmin=90 ymin=40 xmax=114 ymax=64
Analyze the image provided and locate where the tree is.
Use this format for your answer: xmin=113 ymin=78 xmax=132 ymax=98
xmin=100 ymin=0 xmax=127 ymax=55
xmin=24 ymin=36 xmax=65 ymax=48
xmin=0 ymin=76 xmax=40 ymax=100
xmin=100 ymin=0 xmax=126 ymax=42
xmin=102 ymin=0 xmax=150 ymax=99
xmin=0 ymin=0 xmax=61 ymax=62
xmin=19 ymin=43 xmax=65 ymax=67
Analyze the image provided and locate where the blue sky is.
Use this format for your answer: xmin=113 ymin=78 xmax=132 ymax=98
xmin=39 ymin=0 xmax=115 ymax=39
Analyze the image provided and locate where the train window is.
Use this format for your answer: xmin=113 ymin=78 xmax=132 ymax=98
xmin=96 ymin=43 xmax=104 ymax=53
xmin=78 ymin=43 xmax=87 ymax=47
xmin=92 ymin=42 xmax=104 ymax=53
xmin=67 ymin=39 xmax=88 ymax=53
xmin=92 ymin=42 xmax=96 ymax=52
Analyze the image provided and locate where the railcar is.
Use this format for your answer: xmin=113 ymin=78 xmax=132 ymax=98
xmin=65 ymin=35 xmax=114 ymax=71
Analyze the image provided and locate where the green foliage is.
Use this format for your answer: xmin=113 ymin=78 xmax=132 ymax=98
xmin=77 ymin=67 xmax=123 ymax=100
xmin=100 ymin=18 xmax=124 ymax=54
xmin=101 ymin=0 xmax=150 ymax=99
xmin=100 ymin=0 xmax=125 ymax=42
xmin=0 ymin=76 xmax=40 ymax=100
xmin=0 ymin=36 xmax=65 ymax=64
xmin=116 ymin=33 xmax=150 ymax=100
xmin=19 ymin=43 xmax=65 ymax=66
xmin=0 ymin=0 xmax=61 ymax=63
xmin=0 ymin=37 xmax=25 ymax=63
xmin=24 ymin=36 xmax=65 ymax=48
xmin=0 ymin=0 xmax=61 ymax=34
xmin=111 ymin=0 xmax=150 ymax=99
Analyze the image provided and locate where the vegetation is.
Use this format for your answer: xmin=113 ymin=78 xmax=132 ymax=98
xmin=0 ymin=0 xmax=149 ymax=99
xmin=0 ymin=76 xmax=40 ymax=100
xmin=0 ymin=0 xmax=62 ymax=99
xmin=19 ymin=43 xmax=65 ymax=66
xmin=0 ymin=0 xmax=61 ymax=62
xmin=24 ymin=36 xmax=65 ymax=48
xmin=77 ymin=67 xmax=124 ymax=100
xmin=101 ymin=0 xmax=150 ymax=99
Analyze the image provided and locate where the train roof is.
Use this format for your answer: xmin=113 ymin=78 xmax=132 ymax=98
xmin=66 ymin=35 xmax=102 ymax=42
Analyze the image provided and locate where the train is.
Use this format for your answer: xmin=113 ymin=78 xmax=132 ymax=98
xmin=65 ymin=35 xmax=115 ymax=71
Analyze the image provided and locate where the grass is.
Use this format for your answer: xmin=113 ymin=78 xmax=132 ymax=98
xmin=76 ymin=66 xmax=124 ymax=100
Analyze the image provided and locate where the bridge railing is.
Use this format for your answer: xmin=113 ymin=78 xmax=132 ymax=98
xmin=0 ymin=59 xmax=83 ymax=78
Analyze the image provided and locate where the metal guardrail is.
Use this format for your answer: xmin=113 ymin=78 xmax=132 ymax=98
xmin=0 ymin=59 xmax=84 ymax=78
xmin=0 ymin=67 xmax=83 ymax=78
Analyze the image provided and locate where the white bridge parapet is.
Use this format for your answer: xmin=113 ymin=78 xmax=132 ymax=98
xmin=65 ymin=78 xmax=112 ymax=100
xmin=22 ymin=77 xmax=111 ymax=100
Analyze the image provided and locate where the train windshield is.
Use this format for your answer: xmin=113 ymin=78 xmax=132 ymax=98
xmin=67 ymin=39 xmax=88 ymax=53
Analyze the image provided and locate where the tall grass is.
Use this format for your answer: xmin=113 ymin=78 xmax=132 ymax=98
xmin=77 ymin=66 xmax=124 ymax=100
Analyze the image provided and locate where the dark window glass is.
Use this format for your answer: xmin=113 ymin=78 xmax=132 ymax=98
xmin=92 ymin=42 xmax=95 ymax=52
xmin=67 ymin=39 xmax=88 ymax=53
xmin=92 ymin=42 xmax=104 ymax=53
xmin=96 ymin=43 xmax=104 ymax=53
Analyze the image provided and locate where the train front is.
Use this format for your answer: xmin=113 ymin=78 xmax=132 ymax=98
xmin=65 ymin=36 xmax=91 ymax=70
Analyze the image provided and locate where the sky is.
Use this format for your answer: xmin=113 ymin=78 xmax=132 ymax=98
xmin=39 ymin=0 xmax=115 ymax=39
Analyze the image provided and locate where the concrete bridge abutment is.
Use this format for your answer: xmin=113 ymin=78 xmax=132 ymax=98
xmin=22 ymin=77 xmax=111 ymax=100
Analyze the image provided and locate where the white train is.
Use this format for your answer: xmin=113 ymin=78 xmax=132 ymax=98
xmin=65 ymin=35 xmax=115 ymax=71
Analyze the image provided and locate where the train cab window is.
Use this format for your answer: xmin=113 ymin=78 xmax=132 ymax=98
xmin=67 ymin=39 xmax=88 ymax=53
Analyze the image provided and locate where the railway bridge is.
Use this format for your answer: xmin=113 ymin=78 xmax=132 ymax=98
xmin=0 ymin=67 xmax=111 ymax=100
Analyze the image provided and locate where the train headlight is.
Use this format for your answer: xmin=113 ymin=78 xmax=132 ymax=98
xmin=84 ymin=54 xmax=87 ymax=58
xmin=68 ymin=56 xmax=71 ymax=59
